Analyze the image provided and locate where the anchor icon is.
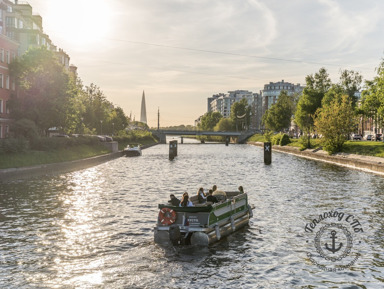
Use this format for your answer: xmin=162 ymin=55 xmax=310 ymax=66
xmin=325 ymin=230 xmax=343 ymax=253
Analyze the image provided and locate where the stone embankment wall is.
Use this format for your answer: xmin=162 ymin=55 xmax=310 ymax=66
xmin=0 ymin=152 xmax=123 ymax=182
xmin=248 ymin=142 xmax=384 ymax=176
xmin=0 ymin=143 xmax=159 ymax=182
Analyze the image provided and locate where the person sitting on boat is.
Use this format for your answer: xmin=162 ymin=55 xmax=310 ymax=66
xmin=179 ymin=192 xmax=194 ymax=207
xmin=238 ymin=186 xmax=244 ymax=194
xmin=197 ymin=187 xmax=207 ymax=203
xmin=212 ymin=185 xmax=217 ymax=192
xmin=169 ymin=194 xmax=180 ymax=206
xmin=206 ymin=189 xmax=218 ymax=203
xmin=212 ymin=189 xmax=227 ymax=202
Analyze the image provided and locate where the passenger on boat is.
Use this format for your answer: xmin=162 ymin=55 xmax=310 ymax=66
xmin=169 ymin=194 xmax=180 ymax=206
xmin=212 ymin=185 xmax=217 ymax=192
xmin=197 ymin=187 xmax=207 ymax=203
xmin=206 ymin=189 xmax=219 ymax=203
xmin=238 ymin=186 xmax=244 ymax=194
xmin=180 ymin=192 xmax=194 ymax=207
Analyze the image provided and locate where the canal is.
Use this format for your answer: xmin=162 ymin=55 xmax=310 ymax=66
xmin=0 ymin=139 xmax=383 ymax=288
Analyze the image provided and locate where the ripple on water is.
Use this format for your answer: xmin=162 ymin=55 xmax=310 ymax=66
xmin=1 ymin=142 xmax=384 ymax=288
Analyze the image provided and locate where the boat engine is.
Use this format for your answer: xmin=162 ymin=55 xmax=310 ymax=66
xmin=169 ymin=224 xmax=181 ymax=245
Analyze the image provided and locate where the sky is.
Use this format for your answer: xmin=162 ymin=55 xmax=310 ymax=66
xmin=25 ymin=0 xmax=384 ymax=127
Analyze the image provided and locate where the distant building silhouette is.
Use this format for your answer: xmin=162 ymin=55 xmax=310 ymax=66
xmin=140 ymin=91 xmax=147 ymax=124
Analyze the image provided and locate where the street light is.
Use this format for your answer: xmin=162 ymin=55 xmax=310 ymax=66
xmin=100 ymin=120 xmax=103 ymax=135
xmin=112 ymin=122 xmax=114 ymax=136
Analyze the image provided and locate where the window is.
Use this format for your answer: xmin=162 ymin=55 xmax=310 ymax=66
xmin=6 ymin=51 xmax=9 ymax=64
xmin=0 ymin=99 xmax=3 ymax=113
xmin=0 ymin=125 xmax=2 ymax=138
xmin=0 ymin=49 xmax=3 ymax=62
xmin=6 ymin=100 xmax=9 ymax=113
xmin=0 ymin=74 xmax=3 ymax=88
xmin=6 ymin=75 xmax=9 ymax=89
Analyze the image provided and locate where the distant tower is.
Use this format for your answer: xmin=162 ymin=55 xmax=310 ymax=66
xmin=140 ymin=91 xmax=147 ymax=124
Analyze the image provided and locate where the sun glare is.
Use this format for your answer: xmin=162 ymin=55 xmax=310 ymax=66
xmin=45 ymin=0 xmax=112 ymax=47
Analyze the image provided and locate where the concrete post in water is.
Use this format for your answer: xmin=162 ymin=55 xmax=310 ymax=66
xmin=169 ymin=140 xmax=178 ymax=160
xmin=181 ymin=136 xmax=184 ymax=144
xmin=225 ymin=136 xmax=230 ymax=146
xmin=264 ymin=142 xmax=272 ymax=165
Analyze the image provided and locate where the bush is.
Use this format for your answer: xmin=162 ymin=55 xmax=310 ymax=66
xmin=0 ymin=138 xmax=29 ymax=154
xmin=279 ymin=134 xmax=291 ymax=146
xmin=271 ymin=133 xmax=282 ymax=145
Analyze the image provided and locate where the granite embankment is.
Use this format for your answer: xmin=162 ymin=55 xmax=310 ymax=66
xmin=0 ymin=143 xmax=158 ymax=182
xmin=248 ymin=141 xmax=384 ymax=176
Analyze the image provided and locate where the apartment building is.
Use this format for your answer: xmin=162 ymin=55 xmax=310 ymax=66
xmin=0 ymin=0 xmax=74 ymax=138
xmin=261 ymin=80 xmax=303 ymax=113
xmin=0 ymin=0 xmax=19 ymax=138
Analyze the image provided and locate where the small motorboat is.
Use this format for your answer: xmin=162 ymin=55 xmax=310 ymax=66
xmin=123 ymin=145 xmax=142 ymax=157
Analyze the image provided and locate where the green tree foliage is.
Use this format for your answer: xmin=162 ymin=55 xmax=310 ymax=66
xmin=214 ymin=118 xmax=234 ymax=131
xmin=322 ymin=70 xmax=362 ymax=107
xmin=199 ymin=111 xmax=222 ymax=130
xmin=295 ymin=67 xmax=331 ymax=147
xmin=9 ymin=47 xmax=130 ymax=137
xmin=314 ymin=94 xmax=357 ymax=154
xmin=230 ymin=98 xmax=251 ymax=131
xmin=262 ymin=91 xmax=294 ymax=132
xmin=361 ymin=59 xmax=384 ymax=128
xmin=9 ymin=47 xmax=73 ymax=135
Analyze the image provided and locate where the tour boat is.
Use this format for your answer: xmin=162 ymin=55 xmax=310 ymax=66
xmin=154 ymin=190 xmax=253 ymax=246
xmin=123 ymin=145 xmax=142 ymax=157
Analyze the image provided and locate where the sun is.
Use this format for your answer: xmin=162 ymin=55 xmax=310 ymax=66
xmin=44 ymin=0 xmax=113 ymax=48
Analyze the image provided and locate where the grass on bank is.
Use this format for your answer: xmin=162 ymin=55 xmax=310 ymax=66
xmin=248 ymin=133 xmax=384 ymax=158
xmin=0 ymin=144 xmax=110 ymax=169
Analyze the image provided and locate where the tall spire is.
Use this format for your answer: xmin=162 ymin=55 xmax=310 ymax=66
xmin=140 ymin=90 xmax=147 ymax=124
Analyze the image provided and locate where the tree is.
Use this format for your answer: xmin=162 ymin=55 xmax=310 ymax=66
xmin=295 ymin=67 xmax=331 ymax=147
xmin=361 ymin=59 xmax=384 ymax=130
xmin=230 ymin=98 xmax=251 ymax=131
xmin=314 ymin=94 xmax=357 ymax=154
xmin=9 ymin=47 xmax=73 ymax=135
xmin=214 ymin=118 xmax=234 ymax=131
xmin=322 ymin=69 xmax=362 ymax=107
xmin=262 ymin=91 xmax=294 ymax=132
xmin=199 ymin=112 xmax=222 ymax=131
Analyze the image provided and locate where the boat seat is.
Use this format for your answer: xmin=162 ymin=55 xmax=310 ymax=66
xmin=226 ymin=191 xmax=241 ymax=199
xmin=189 ymin=195 xmax=199 ymax=205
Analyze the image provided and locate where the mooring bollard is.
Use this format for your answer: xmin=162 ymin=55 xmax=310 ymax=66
xmin=264 ymin=142 xmax=272 ymax=165
xmin=225 ymin=136 xmax=230 ymax=146
xmin=169 ymin=140 xmax=178 ymax=160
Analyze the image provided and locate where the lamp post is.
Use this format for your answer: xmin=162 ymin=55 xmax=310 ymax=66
xmin=80 ymin=117 xmax=84 ymax=134
xmin=112 ymin=122 xmax=114 ymax=136
xmin=100 ymin=120 xmax=103 ymax=135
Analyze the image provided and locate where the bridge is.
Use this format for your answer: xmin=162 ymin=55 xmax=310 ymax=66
xmin=150 ymin=130 xmax=257 ymax=144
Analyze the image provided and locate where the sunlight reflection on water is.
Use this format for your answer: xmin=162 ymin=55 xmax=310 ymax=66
xmin=0 ymin=141 xmax=384 ymax=288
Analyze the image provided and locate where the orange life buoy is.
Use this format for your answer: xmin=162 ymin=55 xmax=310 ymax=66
xmin=158 ymin=208 xmax=177 ymax=225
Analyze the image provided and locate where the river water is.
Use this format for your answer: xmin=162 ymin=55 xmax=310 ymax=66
xmin=0 ymin=138 xmax=383 ymax=288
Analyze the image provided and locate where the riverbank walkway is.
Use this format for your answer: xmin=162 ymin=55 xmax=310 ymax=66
xmin=248 ymin=141 xmax=384 ymax=176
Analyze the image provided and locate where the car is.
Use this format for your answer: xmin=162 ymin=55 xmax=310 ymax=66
xmin=365 ymin=135 xmax=373 ymax=141
xmin=352 ymin=134 xmax=362 ymax=141
xmin=376 ymin=134 xmax=382 ymax=141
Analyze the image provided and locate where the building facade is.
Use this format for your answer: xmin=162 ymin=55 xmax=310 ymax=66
xmin=261 ymin=80 xmax=303 ymax=114
xmin=0 ymin=0 xmax=19 ymax=138
xmin=0 ymin=0 xmax=74 ymax=138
